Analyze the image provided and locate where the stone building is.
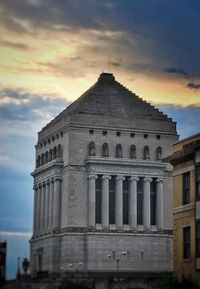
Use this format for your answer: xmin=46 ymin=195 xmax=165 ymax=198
xmin=30 ymin=72 xmax=178 ymax=277
xmin=169 ymin=133 xmax=200 ymax=283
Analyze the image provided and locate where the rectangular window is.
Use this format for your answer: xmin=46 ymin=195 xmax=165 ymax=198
xmin=183 ymin=226 xmax=191 ymax=259
xmin=150 ymin=179 xmax=156 ymax=226
xmin=123 ymin=178 xmax=129 ymax=225
xmin=197 ymin=221 xmax=200 ymax=257
xmin=183 ymin=172 xmax=190 ymax=205
xmin=95 ymin=176 xmax=102 ymax=224
xmin=137 ymin=178 xmax=143 ymax=225
xmin=109 ymin=177 xmax=115 ymax=224
xmin=197 ymin=166 xmax=200 ymax=199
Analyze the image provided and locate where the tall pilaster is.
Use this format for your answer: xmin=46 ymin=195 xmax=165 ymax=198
xmin=44 ymin=180 xmax=50 ymax=231
xmin=88 ymin=174 xmax=98 ymax=227
xmin=102 ymin=175 xmax=111 ymax=228
xmin=33 ymin=184 xmax=38 ymax=235
xmin=40 ymin=182 xmax=45 ymax=233
xmin=143 ymin=177 xmax=152 ymax=230
xmin=115 ymin=176 xmax=125 ymax=228
xmin=48 ymin=178 xmax=54 ymax=230
xmin=52 ymin=177 xmax=61 ymax=230
xmin=37 ymin=184 xmax=41 ymax=233
xmin=156 ymin=178 xmax=164 ymax=229
xmin=129 ymin=176 xmax=139 ymax=229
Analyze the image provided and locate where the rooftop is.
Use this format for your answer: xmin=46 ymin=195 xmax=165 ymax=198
xmin=49 ymin=72 xmax=173 ymax=125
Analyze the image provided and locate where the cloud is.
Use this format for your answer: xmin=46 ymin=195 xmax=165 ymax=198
xmin=0 ymin=232 xmax=32 ymax=238
xmin=187 ymin=82 xmax=200 ymax=90
xmin=1 ymin=0 xmax=200 ymax=79
xmin=110 ymin=61 xmax=121 ymax=67
xmin=0 ymin=40 xmax=33 ymax=51
xmin=0 ymin=88 xmax=68 ymax=129
xmin=0 ymin=88 xmax=69 ymax=171
xmin=163 ymin=67 xmax=188 ymax=77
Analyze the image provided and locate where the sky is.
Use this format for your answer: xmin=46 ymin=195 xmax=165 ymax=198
xmin=0 ymin=0 xmax=200 ymax=280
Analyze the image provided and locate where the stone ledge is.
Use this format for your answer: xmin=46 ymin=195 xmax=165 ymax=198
xmin=173 ymin=202 xmax=195 ymax=214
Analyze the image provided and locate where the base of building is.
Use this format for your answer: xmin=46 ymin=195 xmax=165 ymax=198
xmin=30 ymin=231 xmax=173 ymax=276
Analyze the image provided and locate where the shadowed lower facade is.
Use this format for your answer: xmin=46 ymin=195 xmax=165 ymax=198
xmin=30 ymin=73 xmax=178 ymax=277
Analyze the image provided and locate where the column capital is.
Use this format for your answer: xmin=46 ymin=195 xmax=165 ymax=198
xmin=129 ymin=176 xmax=139 ymax=182
xmin=54 ymin=176 xmax=62 ymax=182
xmin=102 ymin=175 xmax=111 ymax=180
xmin=33 ymin=184 xmax=38 ymax=190
xmin=143 ymin=177 xmax=152 ymax=183
xmin=46 ymin=179 xmax=50 ymax=185
xmin=42 ymin=181 xmax=46 ymax=187
xmin=88 ymin=174 xmax=98 ymax=180
xmin=156 ymin=178 xmax=164 ymax=183
xmin=116 ymin=175 xmax=125 ymax=181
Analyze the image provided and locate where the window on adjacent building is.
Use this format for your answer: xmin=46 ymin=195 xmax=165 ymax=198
xmin=95 ymin=176 xmax=102 ymax=224
xmin=183 ymin=172 xmax=190 ymax=205
xmin=196 ymin=221 xmax=200 ymax=257
xmin=123 ymin=178 xmax=129 ymax=225
xmin=109 ymin=178 xmax=115 ymax=224
xmin=196 ymin=166 xmax=200 ymax=199
xmin=183 ymin=226 xmax=191 ymax=259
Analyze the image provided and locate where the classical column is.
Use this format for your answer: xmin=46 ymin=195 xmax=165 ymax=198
xmin=129 ymin=176 xmax=139 ymax=229
xmin=37 ymin=184 xmax=41 ymax=233
xmin=143 ymin=177 xmax=152 ymax=230
xmin=33 ymin=184 xmax=38 ymax=235
xmin=44 ymin=180 xmax=50 ymax=231
xmin=88 ymin=174 xmax=98 ymax=227
xmin=102 ymin=175 xmax=111 ymax=228
xmin=156 ymin=178 xmax=164 ymax=229
xmin=40 ymin=182 xmax=45 ymax=232
xmin=52 ymin=177 xmax=62 ymax=229
xmin=115 ymin=176 xmax=125 ymax=228
xmin=48 ymin=178 xmax=54 ymax=230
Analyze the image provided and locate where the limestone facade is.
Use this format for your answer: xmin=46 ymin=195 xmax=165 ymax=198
xmin=30 ymin=73 xmax=178 ymax=276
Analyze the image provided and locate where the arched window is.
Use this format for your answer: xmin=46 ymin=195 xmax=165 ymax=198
xmin=156 ymin=146 xmax=162 ymax=160
xmin=57 ymin=144 xmax=62 ymax=158
xmin=102 ymin=143 xmax=109 ymax=157
xmin=88 ymin=141 xmax=95 ymax=156
xmin=144 ymin=146 xmax=150 ymax=160
xmin=116 ymin=144 xmax=122 ymax=158
xmin=45 ymin=151 xmax=48 ymax=163
xmin=130 ymin=144 xmax=136 ymax=159
xmin=41 ymin=153 xmax=44 ymax=165
xmin=36 ymin=155 xmax=40 ymax=167
xmin=53 ymin=147 xmax=57 ymax=159
xmin=49 ymin=149 xmax=52 ymax=161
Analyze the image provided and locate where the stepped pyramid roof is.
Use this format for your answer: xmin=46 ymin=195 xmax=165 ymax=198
xmin=56 ymin=72 xmax=171 ymax=122
xmin=41 ymin=72 xmax=177 ymax=137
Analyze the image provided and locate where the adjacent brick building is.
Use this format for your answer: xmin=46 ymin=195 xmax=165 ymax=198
xmin=30 ymin=73 xmax=178 ymax=277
